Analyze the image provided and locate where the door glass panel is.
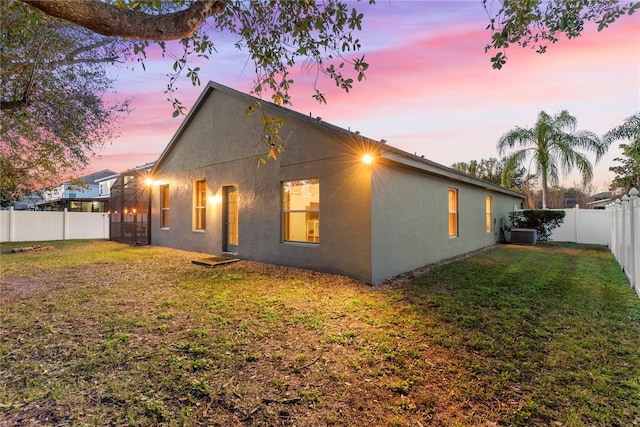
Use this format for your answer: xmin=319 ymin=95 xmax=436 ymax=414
xmin=227 ymin=189 xmax=238 ymax=246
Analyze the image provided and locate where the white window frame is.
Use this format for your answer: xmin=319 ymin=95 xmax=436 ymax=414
xmin=282 ymin=178 xmax=320 ymax=244
xmin=448 ymin=188 xmax=458 ymax=238
xmin=193 ymin=179 xmax=206 ymax=231
xmin=485 ymin=195 xmax=492 ymax=233
xmin=160 ymin=184 xmax=170 ymax=229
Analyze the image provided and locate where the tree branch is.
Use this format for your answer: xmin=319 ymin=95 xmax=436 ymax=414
xmin=1 ymin=99 xmax=28 ymax=110
xmin=65 ymin=39 xmax=113 ymax=60
xmin=20 ymin=0 xmax=226 ymax=41
xmin=1 ymin=56 xmax=122 ymax=76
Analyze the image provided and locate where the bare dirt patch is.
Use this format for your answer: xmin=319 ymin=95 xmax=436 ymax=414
xmin=0 ymin=400 xmax=71 ymax=427
xmin=0 ymin=276 xmax=73 ymax=303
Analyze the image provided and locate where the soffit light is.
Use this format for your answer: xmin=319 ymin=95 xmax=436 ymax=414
xmin=362 ymin=154 xmax=374 ymax=165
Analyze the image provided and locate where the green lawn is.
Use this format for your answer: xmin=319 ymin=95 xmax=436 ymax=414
xmin=1 ymin=240 xmax=638 ymax=426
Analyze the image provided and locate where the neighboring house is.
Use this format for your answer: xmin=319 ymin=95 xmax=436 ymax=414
xmin=149 ymin=82 xmax=524 ymax=284
xmin=586 ymin=192 xmax=613 ymax=209
xmin=95 ymin=172 xmax=119 ymax=200
xmin=37 ymin=169 xmax=116 ymax=212
xmin=12 ymin=192 xmax=43 ymax=210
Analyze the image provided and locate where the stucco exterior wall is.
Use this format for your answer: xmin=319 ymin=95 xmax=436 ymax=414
xmin=151 ymin=87 xmax=373 ymax=282
xmin=370 ymin=163 xmax=521 ymax=283
xmin=149 ymin=82 xmax=524 ymax=284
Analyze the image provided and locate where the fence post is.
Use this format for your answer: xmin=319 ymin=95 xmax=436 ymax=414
xmin=614 ymin=199 xmax=622 ymax=269
xmin=574 ymin=205 xmax=580 ymax=243
xmin=608 ymin=201 xmax=616 ymax=254
xmin=622 ymin=195 xmax=630 ymax=274
xmin=63 ymin=208 xmax=69 ymax=240
xmin=629 ymin=188 xmax=638 ymax=292
xmin=9 ymin=206 xmax=15 ymax=242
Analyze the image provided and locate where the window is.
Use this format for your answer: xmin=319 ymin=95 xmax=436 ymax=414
xmin=70 ymin=201 xmax=99 ymax=212
xmin=160 ymin=185 xmax=170 ymax=228
xmin=194 ymin=180 xmax=206 ymax=230
xmin=283 ymin=179 xmax=319 ymax=243
xmin=485 ymin=195 xmax=492 ymax=233
xmin=99 ymin=182 xmax=110 ymax=196
xmin=448 ymin=188 xmax=458 ymax=237
xmin=70 ymin=201 xmax=82 ymax=212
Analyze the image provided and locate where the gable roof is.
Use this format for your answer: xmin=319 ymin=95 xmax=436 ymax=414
xmin=153 ymin=81 xmax=523 ymax=199
xmin=59 ymin=169 xmax=118 ymax=186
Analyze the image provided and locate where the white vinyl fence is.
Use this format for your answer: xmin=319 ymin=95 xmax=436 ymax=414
xmin=0 ymin=208 xmax=110 ymax=242
xmin=548 ymin=206 xmax=609 ymax=245
xmin=606 ymin=188 xmax=639 ymax=298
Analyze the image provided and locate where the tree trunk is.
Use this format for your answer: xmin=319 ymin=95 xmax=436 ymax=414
xmin=524 ymin=174 xmax=535 ymax=209
xmin=541 ymin=172 xmax=549 ymax=209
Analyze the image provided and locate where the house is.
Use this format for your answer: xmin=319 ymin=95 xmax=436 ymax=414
xmin=95 ymin=172 xmax=119 ymax=200
xmin=586 ymin=191 xmax=613 ymax=209
xmin=36 ymin=169 xmax=116 ymax=211
xmin=12 ymin=192 xmax=43 ymax=210
xmin=148 ymin=82 xmax=524 ymax=284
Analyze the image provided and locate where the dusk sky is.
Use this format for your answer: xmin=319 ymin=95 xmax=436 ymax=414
xmin=92 ymin=1 xmax=640 ymax=192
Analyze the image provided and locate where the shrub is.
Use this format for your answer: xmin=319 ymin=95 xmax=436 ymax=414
xmin=508 ymin=210 xmax=565 ymax=241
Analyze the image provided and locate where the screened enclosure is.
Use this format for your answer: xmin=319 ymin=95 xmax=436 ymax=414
xmin=109 ymin=171 xmax=150 ymax=244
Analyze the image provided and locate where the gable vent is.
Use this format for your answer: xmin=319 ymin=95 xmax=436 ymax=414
xmin=510 ymin=228 xmax=537 ymax=245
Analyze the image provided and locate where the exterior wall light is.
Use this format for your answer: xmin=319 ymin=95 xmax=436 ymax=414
xmin=362 ymin=154 xmax=374 ymax=165
xmin=209 ymin=195 xmax=222 ymax=204
xmin=145 ymin=177 xmax=154 ymax=186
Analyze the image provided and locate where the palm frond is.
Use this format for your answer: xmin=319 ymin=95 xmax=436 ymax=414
xmin=572 ymin=130 xmax=605 ymax=161
xmin=500 ymin=149 xmax=530 ymax=186
xmin=573 ymin=151 xmax=594 ymax=185
xmin=497 ymin=127 xmax=535 ymax=155
xmin=603 ymin=112 xmax=640 ymax=145
xmin=553 ymin=109 xmax=577 ymax=133
xmin=547 ymin=161 xmax=560 ymax=187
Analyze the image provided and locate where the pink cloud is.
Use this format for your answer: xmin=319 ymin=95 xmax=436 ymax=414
xmin=86 ymin=4 xmax=637 ymax=191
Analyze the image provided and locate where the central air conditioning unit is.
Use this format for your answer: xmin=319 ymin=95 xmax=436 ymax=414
xmin=510 ymin=228 xmax=537 ymax=245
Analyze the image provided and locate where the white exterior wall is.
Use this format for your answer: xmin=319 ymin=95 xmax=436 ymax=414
xmin=42 ymin=183 xmax=101 ymax=202
xmin=98 ymin=178 xmax=117 ymax=197
xmin=0 ymin=208 xmax=110 ymax=242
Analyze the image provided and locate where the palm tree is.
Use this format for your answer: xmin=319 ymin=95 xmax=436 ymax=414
xmin=497 ymin=110 xmax=608 ymax=209
xmin=603 ymin=113 xmax=640 ymax=191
